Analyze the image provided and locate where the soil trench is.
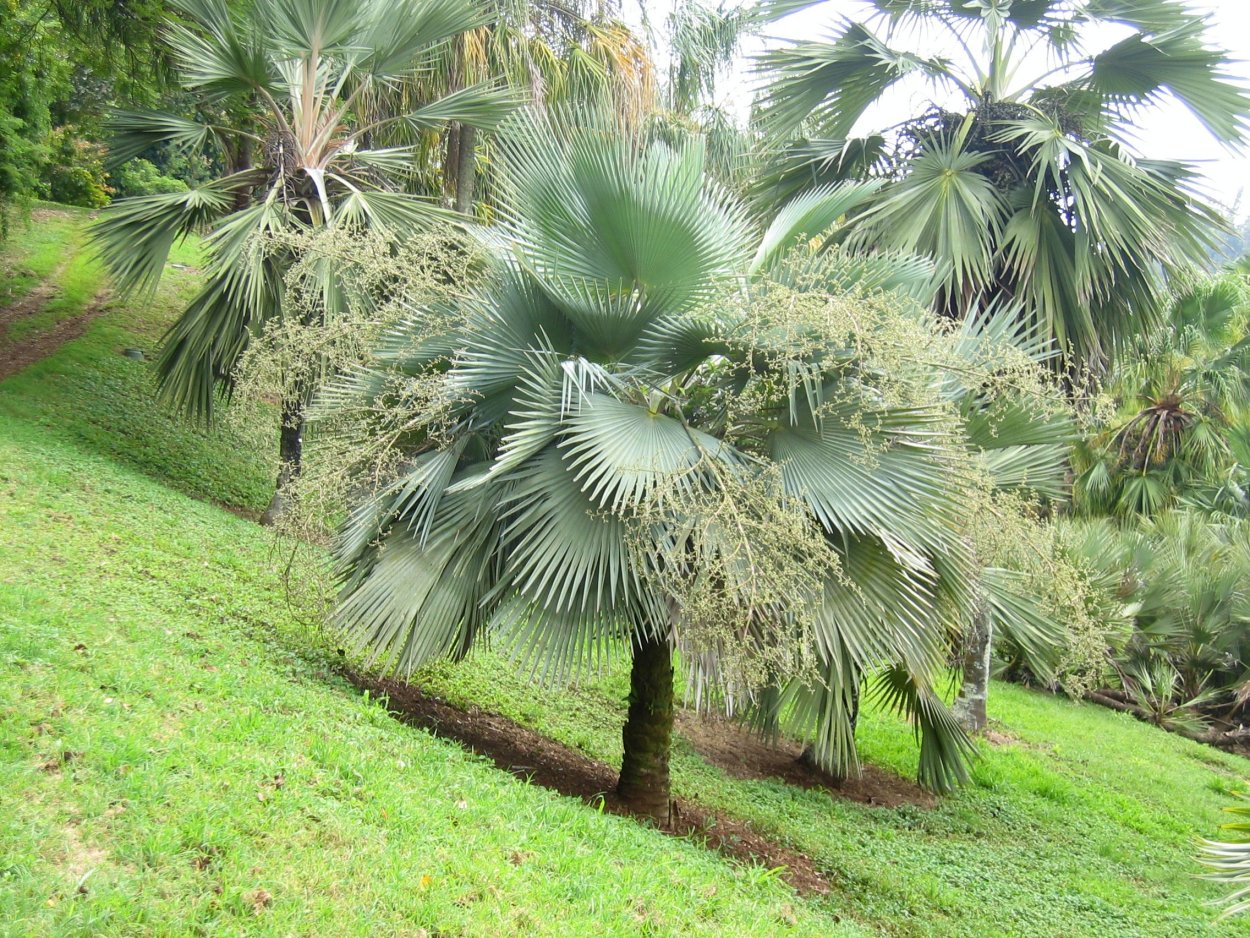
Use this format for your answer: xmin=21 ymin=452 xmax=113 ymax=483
xmin=350 ymin=670 xmax=935 ymax=898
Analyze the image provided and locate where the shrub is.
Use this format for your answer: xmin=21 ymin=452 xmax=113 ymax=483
xmin=43 ymin=126 xmax=111 ymax=208
xmin=109 ymin=158 xmax=188 ymax=197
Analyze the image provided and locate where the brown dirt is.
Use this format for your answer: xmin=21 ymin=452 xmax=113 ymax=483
xmin=677 ymin=712 xmax=936 ymax=809
xmin=0 ymin=280 xmax=60 ymax=332
xmin=29 ymin=208 xmax=78 ymax=224
xmin=350 ymin=670 xmax=935 ymax=898
xmin=0 ymin=254 xmax=70 ymax=333
xmin=216 ymin=500 xmax=263 ymax=523
xmin=60 ymin=821 xmax=106 ymax=886
xmin=0 ymin=287 xmax=111 ymax=383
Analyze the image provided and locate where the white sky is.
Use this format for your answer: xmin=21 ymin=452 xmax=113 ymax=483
xmin=627 ymin=0 xmax=1250 ymax=220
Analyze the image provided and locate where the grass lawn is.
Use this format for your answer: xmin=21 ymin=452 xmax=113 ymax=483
xmin=0 ymin=204 xmax=107 ymax=345
xmin=0 ymin=206 xmax=84 ymax=305
xmin=2 ymin=207 xmax=1248 ymax=936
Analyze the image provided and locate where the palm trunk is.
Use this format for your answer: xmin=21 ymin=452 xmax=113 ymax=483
xmin=616 ymin=630 xmax=674 ymax=826
xmin=445 ymin=123 xmax=462 ymax=207
xmin=230 ymin=137 xmax=253 ymax=211
xmin=455 ymin=124 xmax=477 ymax=216
xmin=260 ymin=399 xmax=304 ymax=526
xmin=953 ymin=610 xmax=993 ymax=733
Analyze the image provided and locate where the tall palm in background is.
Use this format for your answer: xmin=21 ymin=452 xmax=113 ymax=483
xmin=647 ymin=0 xmax=759 ymax=187
xmin=319 ymin=108 xmax=1070 ymax=817
xmin=755 ymin=0 xmax=1250 ymax=373
xmin=92 ymin=0 xmax=520 ymax=521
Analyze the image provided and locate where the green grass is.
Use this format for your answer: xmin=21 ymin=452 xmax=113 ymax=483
xmin=2 ymin=206 xmax=1249 ymax=936
xmin=0 ymin=228 xmax=275 ymax=513
xmin=0 ymin=204 xmax=108 ymax=343
xmin=0 ymin=424 xmax=847 ymax=937
xmin=415 ymin=651 xmax=1250 ymax=937
xmin=0 ymin=204 xmax=85 ymax=305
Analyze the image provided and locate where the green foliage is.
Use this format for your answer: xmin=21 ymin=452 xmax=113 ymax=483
xmin=0 ymin=214 xmax=274 ymax=509
xmin=109 ymin=157 xmax=189 ymax=197
xmin=1075 ymin=270 xmax=1250 ymax=520
xmin=0 ymin=431 xmax=840 ymax=938
xmin=1068 ymin=511 xmax=1250 ymax=730
xmin=43 ymin=127 xmax=113 ymax=208
xmin=0 ymin=0 xmax=169 ymax=225
xmin=91 ymin=0 xmax=521 ymax=425
xmin=1201 ymin=796 xmax=1250 ymax=919
xmin=1 ymin=210 xmax=1247 ymax=937
xmin=1052 ymin=269 xmax=1250 ymax=732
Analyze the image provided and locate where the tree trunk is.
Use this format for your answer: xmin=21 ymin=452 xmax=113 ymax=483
xmin=231 ymin=136 xmax=253 ymax=211
xmin=953 ymin=610 xmax=992 ymax=733
xmin=616 ymin=630 xmax=674 ymax=826
xmin=445 ymin=122 xmax=462 ymax=207
xmin=260 ymin=399 xmax=304 ymax=527
xmin=455 ymin=124 xmax=477 ymax=216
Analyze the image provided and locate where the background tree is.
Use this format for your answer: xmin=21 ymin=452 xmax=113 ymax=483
xmin=754 ymin=0 xmax=1250 ymax=720
xmin=0 ymin=0 xmax=169 ymax=227
xmin=91 ymin=0 xmax=519 ymax=522
xmin=646 ymin=0 xmax=759 ymax=189
xmin=754 ymin=0 xmax=1250 ymax=374
xmin=428 ymin=0 xmax=657 ymax=216
xmin=1075 ymin=270 xmax=1250 ymax=519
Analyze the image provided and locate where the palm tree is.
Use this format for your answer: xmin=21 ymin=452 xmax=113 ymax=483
xmin=92 ymin=0 xmax=520 ymax=522
xmin=1075 ymin=271 xmax=1250 ymax=518
xmin=754 ymin=0 xmax=1250 ymax=373
xmin=317 ymin=107 xmax=1072 ymax=819
xmin=395 ymin=0 xmax=658 ymax=216
xmin=647 ymin=0 xmax=759 ymax=188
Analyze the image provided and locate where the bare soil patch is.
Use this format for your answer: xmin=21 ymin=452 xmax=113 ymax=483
xmin=350 ymin=670 xmax=934 ymax=897
xmin=59 ymin=821 xmax=106 ymax=886
xmin=677 ymin=712 xmax=936 ymax=809
xmin=29 ymin=208 xmax=78 ymax=225
xmin=0 ymin=255 xmax=69 ymax=333
xmin=0 ymin=288 xmax=110 ymax=382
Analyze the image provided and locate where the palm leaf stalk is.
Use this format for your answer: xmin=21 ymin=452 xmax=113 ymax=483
xmin=92 ymin=0 xmax=521 ymax=522
xmin=317 ymin=107 xmax=1074 ymax=818
xmin=1201 ymin=796 xmax=1250 ymax=918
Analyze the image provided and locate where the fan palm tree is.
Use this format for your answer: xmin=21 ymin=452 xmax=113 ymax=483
xmin=318 ymin=107 xmax=1073 ymax=819
xmin=754 ymin=0 xmax=1250 ymax=372
xmin=1076 ymin=271 xmax=1250 ymax=518
xmin=92 ymin=0 xmax=521 ymax=522
xmin=400 ymin=0 xmax=658 ymax=216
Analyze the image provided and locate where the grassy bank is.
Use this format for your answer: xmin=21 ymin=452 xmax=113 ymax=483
xmin=1 ymin=207 xmax=1247 ymax=936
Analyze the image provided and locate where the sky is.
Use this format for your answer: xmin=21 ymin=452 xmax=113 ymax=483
xmin=627 ymin=0 xmax=1250 ymax=220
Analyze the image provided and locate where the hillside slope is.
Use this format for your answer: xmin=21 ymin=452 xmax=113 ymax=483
xmin=1 ymin=209 xmax=1247 ymax=937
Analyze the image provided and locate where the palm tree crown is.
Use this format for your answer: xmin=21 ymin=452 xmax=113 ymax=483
xmin=755 ymin=0 xmax=1250 ymax=370
xmin=93 ymin=0 xmax=521 ymax=422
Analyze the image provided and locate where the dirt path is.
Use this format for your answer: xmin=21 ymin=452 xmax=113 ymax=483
xmin=350 ymin=670 xmax=935 ymax=899
xmin=0 ymin=286 xmax=111 ymax=383
xmin=0 ymin=254 xmax=73 ymax=334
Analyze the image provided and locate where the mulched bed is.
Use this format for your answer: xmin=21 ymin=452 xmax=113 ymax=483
xmin=677 ymin=712 xmax=936 ymax=809
xmin=349 ymin=669 xmax=936 ymax=898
